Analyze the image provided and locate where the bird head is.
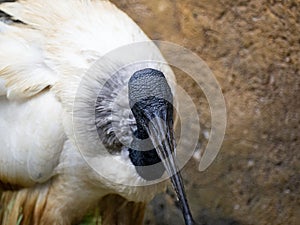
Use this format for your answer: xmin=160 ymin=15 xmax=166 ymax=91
xmin=128 ymin=68 xmax=195 ymax=225
xmin=71 ymin=42 xmax=195 ymax=225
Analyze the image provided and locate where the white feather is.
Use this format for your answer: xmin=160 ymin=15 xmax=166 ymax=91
xmin=0 ymin=0 xmax=175 ymax=222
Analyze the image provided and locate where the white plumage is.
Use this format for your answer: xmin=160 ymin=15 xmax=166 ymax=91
xmin=0 ymin=1 xmax=193 ymax=224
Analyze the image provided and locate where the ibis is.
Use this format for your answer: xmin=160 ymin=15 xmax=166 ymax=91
xmin=0 ymin=0 xmax=195 ymax=224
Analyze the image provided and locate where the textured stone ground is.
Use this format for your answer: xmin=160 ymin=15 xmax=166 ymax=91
xmin=112 ymin=1 xmax=300 ymax=225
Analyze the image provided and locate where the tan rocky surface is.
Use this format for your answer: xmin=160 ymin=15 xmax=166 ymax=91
xmin=112 ymin=1 xmax=300 ymax=224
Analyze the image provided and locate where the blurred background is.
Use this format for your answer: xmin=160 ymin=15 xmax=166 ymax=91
xmin=110 ymin=0 xmax=299 ymax=225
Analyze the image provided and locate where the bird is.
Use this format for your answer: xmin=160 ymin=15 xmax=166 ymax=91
xmin=0 ymin=0 xmax=195 ymax=225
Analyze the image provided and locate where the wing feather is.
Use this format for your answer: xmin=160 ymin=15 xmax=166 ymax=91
xmin=0 ymin=7 xmax=63 ymax=189
xmin=0 ymin=21 xmax=58 ymax=100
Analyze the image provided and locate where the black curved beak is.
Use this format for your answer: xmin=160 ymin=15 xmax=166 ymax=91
xmin=148 ymin=113 xmax=195 ymax=225
xmin=128 ymin=68 xmax=195 ymax=225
